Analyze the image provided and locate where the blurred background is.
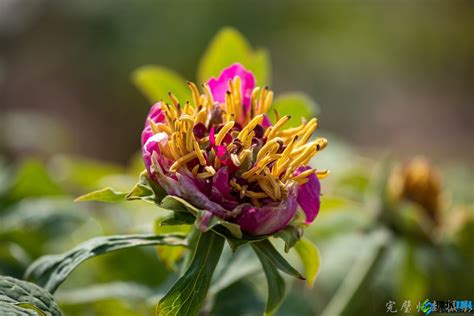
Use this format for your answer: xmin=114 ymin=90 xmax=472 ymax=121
xmin=0 ymin=1 xmax=473 ymax=315
xmin=1 ymin=0 xmax=473 ymax=163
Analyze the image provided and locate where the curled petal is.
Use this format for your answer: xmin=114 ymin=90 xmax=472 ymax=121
xmin=235 ymin=186 xmax=298 ymax=236
xmin=208 ymin=63 xmax=255 ymax=113
xmin=177 ymin=173 xmax=231 ymax=219
xmin=295 ymin=166 xmax=321 ymax=224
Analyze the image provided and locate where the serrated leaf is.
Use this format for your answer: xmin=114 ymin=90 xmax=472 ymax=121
xmin=25 ymin=234 xmax=188 ymax=293
xmin=252 ymin=239 xmax=304 ymax=280
xmin=294 ymin=238 xmax=321 ymax=288
xmin=197 ymin=27 xmax=270 ymax=85
xmin=253 ymin=246 xmax=285 ymax=316
xmin=0 ymin=276 xmax=61 ymax=315
xmin=157 ymin=231 xmax=224 ymax=316
xmin=74 ymin=187 xmax=126 ymax=203
xmin=132 ymin=66 xmax=191 ymax=104
xmin=268 ymin=93 xmax=317 ymax=127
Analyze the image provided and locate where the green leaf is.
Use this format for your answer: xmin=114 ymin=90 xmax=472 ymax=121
xmin=157 ymin=231 xmax=224 ymax=316
xmin=25 ymin=234 xmax=188 ymax=293
xmin=0 ymin=276 xmax=61 ymax=315
xmin=274 ymin=225 xmax=302 ymax=253
xmin=294 ymin=238 xmax=321 ymax=288
xmin=268 ymin=93 xmax=317 ymax=127
xmin=197 ymin=27 xmax=270 ymax=85
xmin=74 ymin=187 xmax=126 ymax=203
xmin=132 ymin=66 xmax=191 ymax=104
xmin=252 ymin=239 xmax=304 ymax=280
xmin=253 ymin=245 xmax=285 ymax=316
xmin=154 ymin=215 xmax=192 ymax=270
xmin=126 ymin=170 xmax=166 ymax=203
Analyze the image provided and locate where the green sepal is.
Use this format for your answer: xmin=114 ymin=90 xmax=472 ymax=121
xmin=253 ymin=246 xmax=285 ymax=316
xmin=252 ymin=239 xmax=304 ymax=280
xmin=274 ymin=225 xmax=303 ymax=253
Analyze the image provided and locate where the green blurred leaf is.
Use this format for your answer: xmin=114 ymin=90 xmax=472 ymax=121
xmin=268 ymin=93 xmax=316 ymax=127
xmin=0 ymin=276 xmax=61 ymax=315
xmin=25 ymin=234 xmax=188 ymax=293
xmin=157 ymin=231 xmax=224 ymax=316
xmin=254 ymin=245 xmax=285 ymax=316
xmin=7 ymin=159 xmax=63 ymax=202
xmin=294 ymin=238 xmax=321 ymax=288
xmin=132 ymin=66 xmax=191 ymax=104
xmin=74 ymin=187 xmax=126 ymax=203
xmin=197 ymin=27 xmax=270 ymax=85
xmin=50 ymin=156 xmax=124 ymax=191
xmin=252 ymin=239 xmax=304 ymax=280
xmin=56 ymin=282 xmax=154 ymax=305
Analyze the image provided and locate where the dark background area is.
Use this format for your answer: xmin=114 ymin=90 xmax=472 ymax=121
xmin=1 ymin=0 xmax=473 ymax=164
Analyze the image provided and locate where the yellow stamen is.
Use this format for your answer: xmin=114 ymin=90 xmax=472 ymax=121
xmin=257 ymin=87 xmax=268 ymax=115
xmin=245 ymin=190 xmax=268 ymax=199
xmin=316 ymin=169 xmax=330 ymax=179
xmin=215 ymin=121 xmax=235 ymax=145
xmin=193 ymin=140 xmax=206 ymax=166
xmin=261 ymin=90 xmax=274 ymax=114
xmin=267 ymin=115 xmax=291 ymax=139
xmin=292 ymin=168 xmax=315 ymax=182
xmin=168 ymin=92 xmax=180 ymax=108
xmin=169 ymin=151 xmax=198 ymax=172
xmin=250 ymin=87 xmax=260 ymax=119
xmin=238 ymin=114 xmax=264 ymax=140
xmin=257 ymin=138 xmax=282 ymax=161
xmin=187 ymin=82 xmax=201 ymax=107
xmin=192 ymin=164 xmax=200 ymax=175
xmin=231 ymin=153 xmax=241 ymax=167
xmin=202 ymin=83 xmax=214 ymax=111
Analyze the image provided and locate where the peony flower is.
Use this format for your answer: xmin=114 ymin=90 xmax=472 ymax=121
xmin=141 ymin=63 xmax=327 ymax=236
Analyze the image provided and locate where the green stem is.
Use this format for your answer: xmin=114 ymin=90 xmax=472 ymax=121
xmin=321 ymin=229 xmax=391 ymax=316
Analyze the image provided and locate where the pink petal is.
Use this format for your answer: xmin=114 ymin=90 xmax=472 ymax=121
xmin=235 ymin=186 xmax=298 ymax=236
xmin=207 ymin=63 xmax=256 ymax=115
xmin=295 ymin=166 xmax=321 ymax=224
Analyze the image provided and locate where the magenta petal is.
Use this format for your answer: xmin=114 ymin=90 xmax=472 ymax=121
xmin=176 ymin=174 xmax=231 ymax=219
xmin=213 ymin=167 xmax=230 ymax=194
xmin=235 ymin=186 xmax=298 ymax=236
xmin=295 ymin=166 xmax=321 ymax=224
xmin=209 ymin=127 xmax=227 ymax=159
xmin=141 ymin=102 xmax=168 ymax=175
xmin=207 ymin=63 xmax=256 ymax=113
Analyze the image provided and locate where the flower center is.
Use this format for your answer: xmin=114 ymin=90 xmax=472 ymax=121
xmin=149 ymin=77 xmax=328 ymax=207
